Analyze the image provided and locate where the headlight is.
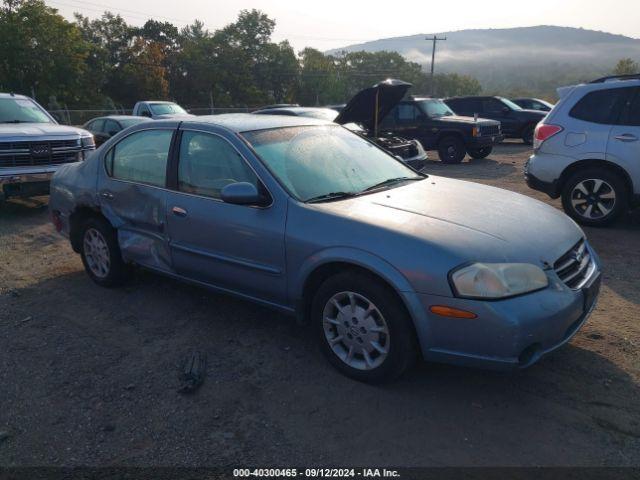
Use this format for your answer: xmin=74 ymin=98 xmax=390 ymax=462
xmin=450 ymin=263 xmax=548 ymax=299
xmin=413 ymin=140 xmax=426 ymax=154
xmin=81 ymin=136 xmax=95 ymax=149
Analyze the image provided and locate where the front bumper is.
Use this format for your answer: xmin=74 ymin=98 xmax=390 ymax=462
xmin=467 ymin=134 xmax=505 ymax=148
xmin=0 ymin=169 xmax=58 ymax=199
xmin=404 ymin=248 xmax=602 ymax=370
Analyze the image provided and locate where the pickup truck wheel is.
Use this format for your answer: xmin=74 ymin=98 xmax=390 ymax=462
xmin=467 ymin=146 xmax=493 ymax=159
xmin=522 ymin=125 xmax=535 ymax=145
xmin=312 ymin=271 xmax=417 ymax=383
xmin=80 ymin=217 xmax=129 ymax=287
xmin=437 ymin=136 xmax=466 ymax=164
xmin=561 ymin=169 xmax=628 ymax=227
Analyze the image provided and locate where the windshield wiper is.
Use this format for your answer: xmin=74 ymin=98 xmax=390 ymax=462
xmin=305 ymin=191 xmax=360 ymax=203
xmin=362 ymin=176 xmax=424 ymax=193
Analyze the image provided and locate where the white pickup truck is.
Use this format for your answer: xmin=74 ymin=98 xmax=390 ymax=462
xmin=0 ymin=93 xmax=95 ymax=203
xmin=132 ymin=100 xmax=194 ymax=120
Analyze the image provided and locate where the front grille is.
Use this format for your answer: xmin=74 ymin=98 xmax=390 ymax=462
xmin=480 ymin=125 xmax=501 ymax=136
xmin=554 ymin=239 xmax=593 ymax=289
xmin=0 ymin=139 xmax=82 ymax=168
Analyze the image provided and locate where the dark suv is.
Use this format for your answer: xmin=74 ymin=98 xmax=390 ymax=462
xmin=445 ymin=96 xmax=546 ymax=145
xmin=379 ymin=97 xmax=503 ymax=163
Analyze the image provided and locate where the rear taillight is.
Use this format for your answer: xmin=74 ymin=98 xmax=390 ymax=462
xmin=533 ymin=124 xmax=563 ymax=150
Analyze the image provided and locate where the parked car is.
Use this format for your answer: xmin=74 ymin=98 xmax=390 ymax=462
xmin=50 ymin=114 xmax=601 ymax=382
xmin=82 ymin=115 xmax=150 ymax=146
xmin=512 ymin=98 xmax=555 ymax=112
xmin=254 ymin=81 xmax=428 ymax=169
xmin=132 ymin=101 xmax=194 ymax=120
xmin=445 ymin=96 xmax=547 ymax=145
xmin=0 ymin=93 xmax=95 ymax=203
xmin=376 ymin=94 xmax=503 ymax=163
xmin=526 ymin=74 xmax=640 ymax=226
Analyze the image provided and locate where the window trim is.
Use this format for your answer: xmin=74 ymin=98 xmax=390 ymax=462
xmin=618 ymin=87 xmax=640 ymax=127
xmin=167 ymin=127 xmax=273 ymax=209
xmin=103 ymin=126 xmax=176 ymax=190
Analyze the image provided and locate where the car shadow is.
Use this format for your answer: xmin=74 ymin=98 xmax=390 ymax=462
xmin=2 ymin=268 xmax=639 ymax=466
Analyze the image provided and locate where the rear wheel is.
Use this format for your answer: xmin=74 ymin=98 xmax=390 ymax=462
xmin=522 ymin=125 xmax=535 ymax=145
xmin=467 ymin=146 xmax=493 ymax=159
xmin=437 ymin=136 xmax=466 ymax=164
xmin=561 ymin=169 xmax=628 ymax=227
xmin=80 ymin=216 xmax=129 ymax=287
xmin=312 ymin=271 xmax=417 ymax=383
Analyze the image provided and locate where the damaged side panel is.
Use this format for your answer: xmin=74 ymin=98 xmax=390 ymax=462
xmin=100 ymin=182 xmax=173 ymax=273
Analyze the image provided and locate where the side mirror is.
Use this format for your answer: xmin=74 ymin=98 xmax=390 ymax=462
xmin=220 ymin=182 xmax=266 ymax=206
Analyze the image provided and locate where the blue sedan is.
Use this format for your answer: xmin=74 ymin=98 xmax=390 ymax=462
xmin=49 ymin=114 xmax=601 ymax=382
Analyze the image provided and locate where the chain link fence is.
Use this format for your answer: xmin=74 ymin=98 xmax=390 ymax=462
xmin=47 ymin=106 xmax=257 ymax=126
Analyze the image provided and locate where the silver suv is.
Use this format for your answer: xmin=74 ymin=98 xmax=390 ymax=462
xmin=526 ymin=74 xmax=640 ymax=226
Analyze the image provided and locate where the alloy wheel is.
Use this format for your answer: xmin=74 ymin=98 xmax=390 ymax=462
xmin=83 ymin=228 xmax=111 ymax=278
xmin=322 ymin=291 xmax=390 ymax=371
xmin=570 ymin=178 xmax=616 ymax=220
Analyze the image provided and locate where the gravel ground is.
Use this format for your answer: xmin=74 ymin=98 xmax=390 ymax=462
xmin=0 ymin=142 xmax=639 ymax=467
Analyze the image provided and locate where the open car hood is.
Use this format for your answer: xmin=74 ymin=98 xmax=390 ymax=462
xmin=335 ymin=79 xmax=411 ymax=130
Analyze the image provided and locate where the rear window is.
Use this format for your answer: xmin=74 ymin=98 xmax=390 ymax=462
xmin=569 ymin=88 xmax=634 ymax=125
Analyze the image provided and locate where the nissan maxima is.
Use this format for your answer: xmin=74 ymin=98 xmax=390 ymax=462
xmin=49 ymin=114 xmax=601 ymax=382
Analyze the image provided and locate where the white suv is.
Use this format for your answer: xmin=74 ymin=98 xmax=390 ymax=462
xmin=526 ymin=74 xmax=640 ymax=226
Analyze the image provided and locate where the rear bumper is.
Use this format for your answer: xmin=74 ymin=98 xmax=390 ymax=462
xmin=524 ymin=155 xmax=561 ymax=198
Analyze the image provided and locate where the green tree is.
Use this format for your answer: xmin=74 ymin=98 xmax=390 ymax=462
xmin=0 ymin=0 xmax=89 ymax=104
xmin=613 ymin=58 xmax=639 ymax=75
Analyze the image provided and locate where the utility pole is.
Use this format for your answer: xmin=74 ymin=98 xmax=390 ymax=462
xmin=427 ymin=35 xmax=447 ymax=96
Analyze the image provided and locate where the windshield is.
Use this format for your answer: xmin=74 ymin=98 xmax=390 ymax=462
xmin=499 ymin=97 xmax=523 ymax=111
xmin=0 ymin=97 xmax=53 ymax=124
xmin=242 ymin=125 xmax=422 ymax=202
xmin=419 ymin=100 xmax=455 ymax=117
xmin=149 ymin=103 xmax=187 ymax=115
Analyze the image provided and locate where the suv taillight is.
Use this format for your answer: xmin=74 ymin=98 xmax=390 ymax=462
xmin=533 ymin=124 xmax=563 ymax=150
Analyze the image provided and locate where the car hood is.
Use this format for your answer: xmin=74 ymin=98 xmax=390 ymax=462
xmin=434 ymin=115 xmax=500 ymax=126
xmin=0 ymin=123 xmax=90 ymax=139
xmin=315 ymin=176 xmax=583 ymax=267
xmin=335 ymin=79 xmax=411 ymax=130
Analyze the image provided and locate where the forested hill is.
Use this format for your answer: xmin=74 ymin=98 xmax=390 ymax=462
xmin=328 ymin=26 xmax=640 ymax=98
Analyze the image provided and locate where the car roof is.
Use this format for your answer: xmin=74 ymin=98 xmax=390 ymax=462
xmin=181 ymin=113 xmax=333 ymax=132
xmin=100 ymin=115 xmax=148 ymax=121
xmin=0 ymin=93 xmax=31 ymax=100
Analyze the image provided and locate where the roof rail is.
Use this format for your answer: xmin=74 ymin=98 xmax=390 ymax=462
xmin=590 ymin=73 xmax=640 ymax=84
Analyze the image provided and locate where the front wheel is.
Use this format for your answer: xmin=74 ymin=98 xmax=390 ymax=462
xmin=437 ymin=136 xmax=466 ymax=164
xmin=467 ymin=146 xmax=493 ymax=159
xmin=312 ymin=271 xmax=417 ymax=383
xmin=561 ymin=169 xmax=628 ymax=227
xmin=80 ymin=216 xmax=129 ymax=287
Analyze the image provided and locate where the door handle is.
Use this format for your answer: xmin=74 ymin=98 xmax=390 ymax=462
xmin=172 ymin=206 xmax=188 ymax=217
xmin=100 ymin=191 xmax=114 ymax=200
xmin=614 ymin=133 xmax=638 ymax=142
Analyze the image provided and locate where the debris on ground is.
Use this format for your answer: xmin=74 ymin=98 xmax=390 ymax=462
xmin=178 ymin=351 xmax=207 ymax=394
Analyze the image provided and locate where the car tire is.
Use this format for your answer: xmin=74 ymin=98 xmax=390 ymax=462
xmin=312 ymin=270 xmax=417 ymax=383
xmin=561 ymin=168 xmax=628 ymax=227
xmin=522 ymin=125 xmax=535 ymax=145
xmin=80 ymin=216 xmax=129 ymax=287
xmin=467 ymin=146 xmax=493 ymax=159
xmin=437 ymin=136 xmax=466 ymax=164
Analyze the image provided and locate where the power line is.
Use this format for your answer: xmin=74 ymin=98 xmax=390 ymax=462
xmin=426 ymin=35 xmax=447 ymax=95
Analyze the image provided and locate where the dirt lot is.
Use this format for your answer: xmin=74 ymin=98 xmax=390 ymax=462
xmin=1 ymin=142 xmax=639 ymax=467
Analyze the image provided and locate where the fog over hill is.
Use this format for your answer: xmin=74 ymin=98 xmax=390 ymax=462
xmin=328 ymin=26 xmax=640 ymax=98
